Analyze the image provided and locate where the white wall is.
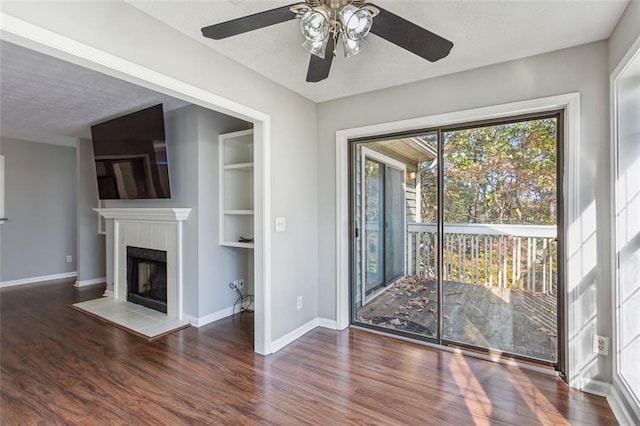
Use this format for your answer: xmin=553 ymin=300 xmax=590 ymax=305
xmin=317 ymin=41 xmax=612 ymax=384
xmin=1 ymin=0 xmax=319 ymax=341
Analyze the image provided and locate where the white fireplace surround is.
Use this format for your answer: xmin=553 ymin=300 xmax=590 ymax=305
xmin=95 ymin=208 xmax=191 ymax=320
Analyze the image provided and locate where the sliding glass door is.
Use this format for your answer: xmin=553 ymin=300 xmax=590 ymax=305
xmin=351 ymin=114 xmax=562 ymax=367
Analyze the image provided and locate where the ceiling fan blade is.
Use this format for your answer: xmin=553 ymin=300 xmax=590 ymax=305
xmin=202 ymin=4 xmax=297 ymax=40
xmin=306 ymin=37 xmax=335 ymax=83
xmin=369 ymin=5 xmax=453 ymax=62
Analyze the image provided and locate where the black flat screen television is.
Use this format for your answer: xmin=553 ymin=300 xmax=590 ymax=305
xmin=91 ymin=104 xmax=171 ymax=199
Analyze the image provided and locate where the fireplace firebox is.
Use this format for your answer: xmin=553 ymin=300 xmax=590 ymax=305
xmin=126 ymin=246 xmax=168 ymax=313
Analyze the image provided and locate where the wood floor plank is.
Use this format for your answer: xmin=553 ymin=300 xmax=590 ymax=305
xmin=0 ymin=279 xmax=618 ymax=425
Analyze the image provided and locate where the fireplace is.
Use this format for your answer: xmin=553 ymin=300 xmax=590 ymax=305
xmin=127 ymin=246 xmax=168 ymax=313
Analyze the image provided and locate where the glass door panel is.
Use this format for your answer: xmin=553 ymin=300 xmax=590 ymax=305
xmin=354 ymin=136 xmax=438 ymax=339
xmin=441 ymin=118 xmax=559 ymax=363
xmin=364 ymin=159 xmax=385 ymax=295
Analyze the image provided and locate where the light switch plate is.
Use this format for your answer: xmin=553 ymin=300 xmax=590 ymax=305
xmin=275 ymin=217 xmax=286 ymax=232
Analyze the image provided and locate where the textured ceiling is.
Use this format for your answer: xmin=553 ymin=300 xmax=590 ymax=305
xmin=128 ymin=0 xmax=629 ymax=102
xmin=0 ymin=41 xmax=188 ymax=144
xmin=0 ymin=1 xmax=630 ymax=144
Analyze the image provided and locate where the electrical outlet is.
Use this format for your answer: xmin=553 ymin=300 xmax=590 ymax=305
xmin=593 ymin=335 xmax=610 ymax=356
xmin=66 ymin=255 xmax=72 ymax=263
xmin=296 ymin=296 xmax=302 ymax=310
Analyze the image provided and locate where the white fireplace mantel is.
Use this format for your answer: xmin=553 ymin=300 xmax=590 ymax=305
xmin=94 ymin=207 xmax=191 ymax=320
xmin=94 ymin=208 xmax=191 ymax=221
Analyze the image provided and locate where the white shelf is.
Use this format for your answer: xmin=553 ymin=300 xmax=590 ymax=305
xmin=220 ymin=129 xmax=254 ymax=249
xmin=224 ymin=162 xmax=253 ymax=171
xmin=221 ymin=241 xmax=255 ymax=249
xmin=224 ymin=210 xmax=254 ymax=215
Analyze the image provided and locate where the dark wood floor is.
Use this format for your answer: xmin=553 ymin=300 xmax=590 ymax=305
xmin=1 ymin=279 xmax=617 ymax=425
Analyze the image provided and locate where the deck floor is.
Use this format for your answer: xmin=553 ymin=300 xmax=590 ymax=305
xmin=357 ymin=277 xmax=558 ymax=362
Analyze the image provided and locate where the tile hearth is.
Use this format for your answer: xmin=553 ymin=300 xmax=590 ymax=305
xmin=72 ymin=297 xmax=190 ymax=339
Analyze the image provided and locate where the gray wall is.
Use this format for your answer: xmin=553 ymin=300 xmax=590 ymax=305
xmin=76 ymin=139 xmax=105 ymax=283
xmin=608 ymin=0 xmax=640 ymax=73
xmin=0 ymin=138 xmax=76 ymax=282
xmin=317 ymin=41 xmax=611 ymax=384
xmin=1 ymin=0 xmax=319 ymax=341
xmin=103 ymin=105 xmax=251 ymax=319
xmin=196 ymin=107 xmax=252 ymax=316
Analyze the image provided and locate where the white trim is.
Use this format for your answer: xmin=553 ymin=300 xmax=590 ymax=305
xmin=181 ymin=313 xmax=198 ymax=325
xmin=1 ymin=272 xmax=77 ymax=288
xmin=581 ymin=379 xmax=640 ymax=425
xmin=581 ymin=378 xmax=612 ymax=398
xmin=186 ymin=306 xmax=235 ymax=328
xmin=270 ymin=318 xmax=318 ymax=353
xmin=74 ymin=277 xmax=106 ymax=287
xmin=0 ymin=12 xmax=271 ymax=356
xmin=254 ymin=121 xmax=272 ymax=355
xmin=610 ymin=381 xmax=640 ymax=426
xmin=94 ymin=208 xmax=191 ymax=221
xmin=610 ymin=32 xmax=640 ymax=422
xmin=336 ymin=92 xmax=580 ymax=380
xmin=336 ymin=124 xmax=350 ymax=331
xmin=176 ymin=220 xmax=184 ymax=320
xmin=317 ymin=317 xmax=338 ymax=329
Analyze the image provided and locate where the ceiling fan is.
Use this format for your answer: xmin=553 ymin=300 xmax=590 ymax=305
xmin=201 ymin=0 xmax=453 ymax=83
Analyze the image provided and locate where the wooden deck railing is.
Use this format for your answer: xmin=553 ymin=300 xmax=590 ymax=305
xmin=407 ymin=223 xmax=557 ymax=295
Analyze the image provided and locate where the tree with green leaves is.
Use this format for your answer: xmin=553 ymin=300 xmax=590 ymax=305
xmin=420 ymin=118 xmax=557 ymax=225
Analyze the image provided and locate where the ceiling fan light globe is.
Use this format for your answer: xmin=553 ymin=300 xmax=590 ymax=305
xmin=302 ymin=38 xmax=328 ymax=59
xmin=342 ymin=36 xmax=367 ymax=58
xmin=300 ymin=6 xmax=330 ymax=42
xmin=341 ymin=5 xmax=373 ymax=40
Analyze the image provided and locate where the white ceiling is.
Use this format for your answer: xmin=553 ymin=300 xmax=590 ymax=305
xmin=128 ymin=0 xmax=629 ymax=102
xmin=0 ymin=1 xmax=630 ymax=144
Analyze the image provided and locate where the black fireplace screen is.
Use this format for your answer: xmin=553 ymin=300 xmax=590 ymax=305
xmin=126 ymin=246 xmax=167 ymax=313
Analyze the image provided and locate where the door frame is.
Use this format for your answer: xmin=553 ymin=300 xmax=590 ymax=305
xmin=335 ymin=93 xmax=580 ymax=384
xmin=609 ymin=33 xmax=640 ymax=420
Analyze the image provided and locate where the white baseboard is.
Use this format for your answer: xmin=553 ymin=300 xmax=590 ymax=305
xmin=0 ymin=271 xmax=77 ymax=288
xmin=609 ymin=381 xmax=640 ymax=426
xmin=270 ymin=318 xmax=319 ymax=353
xmin=580 ymin=378 xmax=640 ymax=425
xmin=581 ymin=378 xmax=612 ymax=398
xmin=181 ymin=313 xmax=198 ymax=324
xmin=74 ymin=277 xmax=106 ymax=287
xmin=317 ymin=317 xmax=338 ymax=329
xmin=188 ymin=306 xmax=235 ymax=328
